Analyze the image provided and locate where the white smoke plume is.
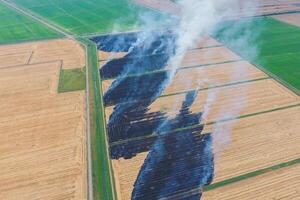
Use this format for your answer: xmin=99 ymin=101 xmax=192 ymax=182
xmin=164 ymin=0 xmax=259 ymax=154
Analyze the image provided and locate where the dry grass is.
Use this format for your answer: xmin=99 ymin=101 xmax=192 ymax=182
xmin=0 ymin=39 xmax=87 ymax=200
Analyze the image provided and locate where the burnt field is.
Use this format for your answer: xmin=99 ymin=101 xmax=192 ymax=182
xmin=90 ymin=25 xmax=300 ymax=200
xmin=90 ymin=31 xmax=215 ymax=199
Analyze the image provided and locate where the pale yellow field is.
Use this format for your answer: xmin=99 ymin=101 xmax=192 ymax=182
xmin=0 ymin=39 xmax=87 ymax=200
xmin=202 ymin=164 xmax=300 ymax=200
xmin=106 ymin=79 xmax=300 ymax=121
xmin=203 ymin=105 xmax=300 ymax=183
xmin=0 ymin=39 xmax=85 ymax=69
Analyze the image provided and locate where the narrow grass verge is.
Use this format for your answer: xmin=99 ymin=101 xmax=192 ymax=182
xmin=77 ymin=38 xmax=116 ymax=200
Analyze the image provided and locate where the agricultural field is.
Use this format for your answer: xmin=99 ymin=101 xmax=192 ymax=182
xmin=0 ymin=39 xmax=87 ymax=199
xmin=0 ymin=3 xmax=61 ymax=44
xmin=10 ymin=0 xmax=173 ymax=35
xmin=273 ymin=13 xmax=300 ymax=28
xmin=95 ymin=17 xmax=300 ymax=198
xmin=1 ymin=0 xmax=300 ymax=200
xmin=214 ymin=17 xmax=300 ymax=93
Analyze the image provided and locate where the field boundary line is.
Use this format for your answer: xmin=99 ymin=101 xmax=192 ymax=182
xmin=98 ymin=44 xmax=224 ymax=62
xmin=0 ymin=37 xmax=64 ymax=46
xmin=204 ymin=157 xmax=300 ymax=191
xmin=104 ymin=77 xmax=269 ymax=107
xmin=102 ymin=59 xmax=243 ymax=81
xmin=172 ymin=157 xmax=300 ymax=197
xmin=159 ymin=77 xmax=270 ymax=98
xmin=110 ymin=102 xmax=300 ymax=147
xmin=0 ymin=60 xmax=63 ymax=71
xmin=26 ymin=51 xmax=34 ymax=64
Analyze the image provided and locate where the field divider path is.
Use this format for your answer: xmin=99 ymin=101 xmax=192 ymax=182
xmin=0 ymin=1 xmax=118 ymax=200
xmin=204 ymin=157 xmax=300 ymax=191
xmin=101 ymin=59 xmax=243 ymax=81
xmin=175 ymin=157 xmax=300 ymax=197
xmin=104 ymin=76 xmax=269 ymax=107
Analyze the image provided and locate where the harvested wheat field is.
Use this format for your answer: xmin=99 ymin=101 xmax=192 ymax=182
xmin=0 ymin=39 xmax=87 ymax=200
xmin=178 ymin=46 xmax=240 ymax=68
xmin=111 ymin=104 xmax=300 ymax=200
xmin=162 ymin=60 xmax=267 ymax=95
xmin=112 ymin=153 xmax=148 ymax=200
xmin=0 ymin=39 xmax=85 ymax=69
xmin=102 ymin=59 xmax=265 ymax=95
xmin=101 ymin=45 xmax=240 ymax=94
xmin=273 ymin=13 xmax=300 ymax=28
xmin=149 ymin=79 xmax=299 ymax=121
xmin=203 ymin=105 xmax=300 ymax=183
xmin=105 ymin=79 xmax=299 ymax=121
xmin=98 ymin=51 xmax=128 ymax=61
xmin=202 ymin=164 xmax=300 ymax=200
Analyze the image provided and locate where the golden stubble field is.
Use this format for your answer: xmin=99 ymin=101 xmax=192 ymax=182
xmin=102 ymin=38 xmax=300 ymax=200
xmin=0 ymin=39 xmax=87 ymax=200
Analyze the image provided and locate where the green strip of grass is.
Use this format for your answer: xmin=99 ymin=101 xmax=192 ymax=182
xmin=159 ymin=77 xmax=270 ymax=98
xmin=204 ymin=158 xmax=300 ymax=191
xmin=77 ymin=38 xmax=116 ymax=200
xmin=0 ymin=3 xmax=61 ymax=44
xmin=58 ymin=68 xmax=86 ymax=93
xmin=213 ymin=17 xmax=300 ymax=94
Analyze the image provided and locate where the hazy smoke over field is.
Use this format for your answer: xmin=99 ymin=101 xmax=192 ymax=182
xmin=101 ymin=0 xmax=260 ymax=198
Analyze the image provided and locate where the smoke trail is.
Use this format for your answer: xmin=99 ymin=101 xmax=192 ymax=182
xmin=95 ymin=0 xmax=261 ymax=198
